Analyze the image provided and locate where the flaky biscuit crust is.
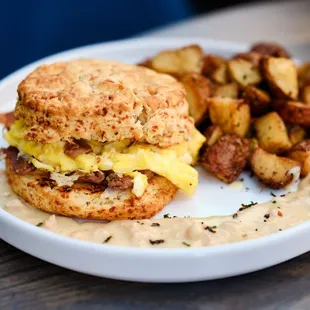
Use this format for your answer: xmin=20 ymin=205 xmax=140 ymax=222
xmin=6 ymin=161 xmax=178 ymax=220
xmin=16 ymin=59 xmax=194 ymax=147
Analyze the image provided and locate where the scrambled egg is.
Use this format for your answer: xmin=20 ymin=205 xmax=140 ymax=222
xmin=5 ymin=120 xmax=205 ymax=195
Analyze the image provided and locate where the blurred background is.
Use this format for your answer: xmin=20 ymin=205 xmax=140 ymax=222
xmin=1 ymin=0 xmax=306 ymax=79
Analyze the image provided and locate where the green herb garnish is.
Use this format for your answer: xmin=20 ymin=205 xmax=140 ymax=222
xmin=103 ymin=236 xmax=112 ymax=243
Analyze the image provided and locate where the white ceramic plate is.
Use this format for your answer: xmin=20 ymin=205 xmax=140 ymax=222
xmin=1 ymin=38 xmax=310 ymax=283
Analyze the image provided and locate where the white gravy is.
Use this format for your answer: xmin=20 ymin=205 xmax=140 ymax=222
xmin=1 ymin=170 xmax=310 ymax=248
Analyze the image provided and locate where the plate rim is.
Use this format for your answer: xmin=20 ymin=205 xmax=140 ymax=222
xmin=1 ymin=36 xmax=310 ymax=282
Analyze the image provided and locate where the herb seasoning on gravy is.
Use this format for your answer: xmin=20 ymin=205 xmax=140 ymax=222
xmin=2 ymin=171 xmax=310 ymax=248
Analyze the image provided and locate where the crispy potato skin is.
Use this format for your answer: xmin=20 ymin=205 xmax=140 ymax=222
xmin=250 ymin=148 xmax=300 ymax=189
xmin=228 ymin=58 xmax=262 ymax=87
xmin=288 ymin=140 xmax=310 ymax=176
xmin=232 ymin=52 xmax=262 ymax=68
xmin=250 ymin=42 xmax=290 ymax=58
xmin=203 ymin=125 xmax=223 ymax=146
xmin=254 ymin=112 xmax=291 ymax=154
xmin=200 ymin=134 xmax=250 ymax=183
xmin=202 ymin=54 xmax=228 ymax=85
xmin=300 ymin=85 xmax=310 ymax=105
xmin=181 ymin=73 xmax=210 ymax=125
xmin=298 ymin=63 xmax=310 ymax=89
xmin=151 ymin=45 xmax=203 ymax=76
xmin=273 ymin=100 xmax=310 ymax=127
xmin=262 ymin=57 xmax=298 ymax=100
xmin=242 ymin=86 xmax=271 ymax=116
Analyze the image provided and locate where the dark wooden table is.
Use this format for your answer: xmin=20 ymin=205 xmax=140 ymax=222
xmin=1 ymin=240 xmax=310 ymax=310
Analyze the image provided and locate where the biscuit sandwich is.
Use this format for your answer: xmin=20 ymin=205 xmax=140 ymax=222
xmin=2 ymin=59 xmax=205 ymax=220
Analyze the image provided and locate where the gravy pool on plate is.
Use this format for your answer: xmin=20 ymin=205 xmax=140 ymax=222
xmin=2 ymin=170 xmax=310 ymax=248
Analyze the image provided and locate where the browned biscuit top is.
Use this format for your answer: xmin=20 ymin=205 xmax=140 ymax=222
xmin=16 ymin=59 xmax=194 ymax=146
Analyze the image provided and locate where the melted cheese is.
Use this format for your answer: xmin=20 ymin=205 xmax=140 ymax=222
xmin=5 ymin=120 xmax=205 ymax=195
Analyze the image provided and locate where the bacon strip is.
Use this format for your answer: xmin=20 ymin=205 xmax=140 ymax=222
xmin=4 ymin=147 xmax=35 ymax=175
xmin=0 ymin=111 xmax=15 ymax=129
xmin=64 ymin=140 xmax=92 ymax=158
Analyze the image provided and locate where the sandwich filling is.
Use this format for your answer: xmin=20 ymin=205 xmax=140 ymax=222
xmin=5 ymin=119 xmax=206 ymax=197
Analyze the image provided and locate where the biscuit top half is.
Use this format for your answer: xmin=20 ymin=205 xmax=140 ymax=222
xmin=15 ymin=59 xmax=194 ymax=147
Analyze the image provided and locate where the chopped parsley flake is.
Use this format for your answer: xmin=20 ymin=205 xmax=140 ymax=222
xmin=205 ymin=226 xmax=217 ymax=233
xmin=272 ymin=200 xmax=277 ymax=204
xmin=264 ymin=214 xmax=270 ymax=219
xmin=36 ymin=222 xmax=43 ymax=227
xmin=239 ymin=201 xmax=257 ymax=211
xmin=233 ymin=213 xmax=238 ymax=219
xmin=182 ymin=242 xmax=191 ymax=247
xmin=270 ymin=192 xmax=276 ymax=197
xmin=163 ymin=213 xmax=171 ymax=218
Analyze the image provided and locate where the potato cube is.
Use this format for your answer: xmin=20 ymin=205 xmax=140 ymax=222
xmin=254 ymin=112 xmax=291 ymax=154
xmin=151 ymin=45 xmax=203 ymax=76
xmin=250 ymin=148 xmax=300 ymax=189
xmin=228 ymin=58 xmax=262 ymax=87
xmin=181 ymin=73 xmax=210 ymax=125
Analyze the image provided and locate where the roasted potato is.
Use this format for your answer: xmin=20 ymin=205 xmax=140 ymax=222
xmin=200 ymin=134 xmax=250 ymax=183
xmin=249 ymin=138 xmax=259 ymax=154
xmin=150 ymin=45 xmax=203 ymax=76
xmin=202 ymin=54 xmax=228 ymax=85
xmin=208 ymin=97 xmax=251 ymax=137
xmin=228 ymin=58 xmax=262 ymax=87
xmin=242 ymin=86 xmax=271 ymax=116
xmin=287 ymin=140 xmax=310 ymax=176
xmin=300 ymin=85 xmax=310 ymax=105
xmin=203 ymin=125 xmax=223 ymax=146
xmin=262 ymin=57 xmax=298 ymax=100
xmin=298 ymin=62 xmax=310 ymax=88
xmin=288 ymin=126 xmax=306 ymax=145
xmin=250 ymin=42 xmax=290 ymax=58
xmin=254 ymin=112 xmax=291 ymax=154
xmin=273 ymin=100 xmax=310 ymax=127
xmin=250 ymin=148 xmax=300 ymax=189
xmin=213 ymin=82 xmax=239 ymax=99
xmin=181 ymin=73 xmax=210 ymax=125
xmin=232 ymin=52 xmax=262 ymax=68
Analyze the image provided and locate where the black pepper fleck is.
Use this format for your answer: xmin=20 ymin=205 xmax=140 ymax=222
xmin=103 ymin=236 xmax=112 ymax=243
xmin=149 ymin=239 xmax=165 ymax=245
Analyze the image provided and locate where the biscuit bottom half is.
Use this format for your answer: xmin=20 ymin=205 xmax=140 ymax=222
xmin=5 ymin=159 xmax=178 ymax=221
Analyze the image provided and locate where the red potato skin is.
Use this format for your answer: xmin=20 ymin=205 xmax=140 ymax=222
xmin=273 ymin=100 xmax=310 ymax=127
xmin=251 ymin=42 xmax=290 ymax=58
xmin=200 ymin=134 xmax=250 ymax=183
